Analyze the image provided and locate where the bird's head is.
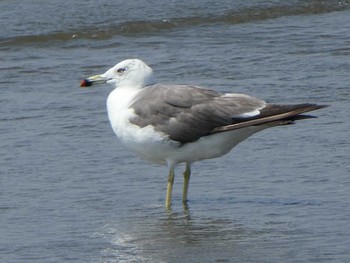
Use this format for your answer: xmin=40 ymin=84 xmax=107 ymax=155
xmin=80 ymin=59 xmax=156 ymax=89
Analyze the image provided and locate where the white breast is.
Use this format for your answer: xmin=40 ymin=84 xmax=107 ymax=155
xmin=106 ymin=88 xmax=179 ymax=164
xmin=106 ymin=87 xmax=139 ymax=139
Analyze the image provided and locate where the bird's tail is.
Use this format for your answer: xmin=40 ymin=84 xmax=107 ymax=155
xmin=211 ymin=104 xmax=328 ymax=134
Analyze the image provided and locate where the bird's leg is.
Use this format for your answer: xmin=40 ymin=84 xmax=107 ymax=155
xmin=182 ymin=163 xmax=191 ymax=206
xmin=165 ymin=166 xmax=175 ymax=209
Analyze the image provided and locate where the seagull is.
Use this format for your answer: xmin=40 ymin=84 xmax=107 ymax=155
xmin=80 ymin=59 xmax=327 ymax=209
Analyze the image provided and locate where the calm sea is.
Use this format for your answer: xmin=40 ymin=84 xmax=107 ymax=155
xmin=1 ymin=0 xmax=350 ymax=262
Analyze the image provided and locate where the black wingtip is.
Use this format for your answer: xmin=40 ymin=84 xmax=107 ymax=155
xmin=210 ymin=103 xmax=329 ymax=134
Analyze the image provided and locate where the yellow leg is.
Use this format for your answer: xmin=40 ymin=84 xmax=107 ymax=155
xmin=182 ymin=163 xmax=191 ymax=205
xmin=165 ymin=166 xmax=175 ymax=209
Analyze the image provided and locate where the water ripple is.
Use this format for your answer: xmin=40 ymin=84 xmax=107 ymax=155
xmin=1 ymin=0 xmax=349 ymax=47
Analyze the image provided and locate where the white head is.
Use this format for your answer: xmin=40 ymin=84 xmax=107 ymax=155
xmin=81 ymin=59 xmax=156 ymax=89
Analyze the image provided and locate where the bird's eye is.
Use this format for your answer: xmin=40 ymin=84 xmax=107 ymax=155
xmin=117 ymin=68 xmax=126 ymax=74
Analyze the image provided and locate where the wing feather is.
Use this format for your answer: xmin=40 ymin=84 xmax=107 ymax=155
xmin=129 ymin=84 xmax=267 ymax=143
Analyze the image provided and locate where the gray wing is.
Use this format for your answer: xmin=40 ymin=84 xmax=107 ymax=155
xmin=129 ymin=84 xmax=267 ymax=143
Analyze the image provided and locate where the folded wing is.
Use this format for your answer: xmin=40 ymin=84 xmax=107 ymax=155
xmin=130 ymin=84 xmax=327 ymax=143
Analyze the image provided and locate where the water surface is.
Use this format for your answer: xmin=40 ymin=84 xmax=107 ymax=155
xmin=1 ymin=1 xmax=350 ymax=262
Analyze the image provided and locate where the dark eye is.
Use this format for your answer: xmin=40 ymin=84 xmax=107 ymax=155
xmin=117 ymin=68 xmax=126 ymax=74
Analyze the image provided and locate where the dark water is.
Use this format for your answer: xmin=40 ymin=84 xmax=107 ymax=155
xmin=1 ymin=1 xmax=350 ymax=262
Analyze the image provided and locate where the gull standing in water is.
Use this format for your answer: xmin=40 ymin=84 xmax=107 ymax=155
xmin=81 ymin=59 xmax=327 ymax=209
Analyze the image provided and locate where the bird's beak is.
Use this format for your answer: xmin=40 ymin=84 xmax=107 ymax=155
xmin=80 ymin=74 xmax=108 ymax=87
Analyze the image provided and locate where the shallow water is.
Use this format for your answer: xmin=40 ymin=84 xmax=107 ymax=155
xmin=1 ymin=1 xmax=350 ymax=262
